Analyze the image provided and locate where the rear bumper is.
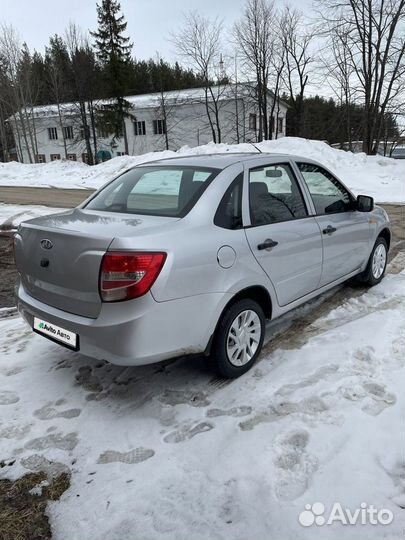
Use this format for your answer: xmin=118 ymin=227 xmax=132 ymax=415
xmin=16 ymin=280 xmax=229 ymax=366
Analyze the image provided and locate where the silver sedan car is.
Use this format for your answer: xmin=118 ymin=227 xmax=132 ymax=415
xmin=15 ymin=153 xmax=390 ymax=378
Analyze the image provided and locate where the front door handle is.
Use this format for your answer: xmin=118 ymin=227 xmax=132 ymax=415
xmin=258 ymin=238 xmax=279 ymax=250
xmin=323 ymin=225 xmax=337 ymax=235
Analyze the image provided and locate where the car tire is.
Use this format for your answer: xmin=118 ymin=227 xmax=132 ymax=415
xmin=211 ymin=299 xmax=266 ymax=378
xmin=359 ymin=236 xmax=388 ymax=286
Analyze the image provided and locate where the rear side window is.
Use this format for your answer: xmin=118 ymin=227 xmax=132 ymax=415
xmin=85 ymin=165 xmax=219 ymax=217
xmin=297 ymin=163 xmax=353 ymax=215
xmin=214 ymin=174 xmax=243 ymax=229
xmin=249 ymin=163 xmax=308 ymax=226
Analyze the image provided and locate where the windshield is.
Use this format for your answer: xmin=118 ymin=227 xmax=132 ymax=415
xmin=85 ymin=165 xmax=219 ymax=217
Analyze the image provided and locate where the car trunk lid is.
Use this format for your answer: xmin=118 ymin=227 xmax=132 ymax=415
xmin=14 ymin=209 xmax=177 ymax=318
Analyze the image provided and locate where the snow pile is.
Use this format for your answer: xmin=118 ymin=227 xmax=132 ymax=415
xmin=0 ymin=204 xmax=64 ymax=231
xmin=0 ymin=260 xmax=404 ymax=539
xmin=0 ymin=159 xmax=90 ymax=190
xmin=0 ymin=137 xmax=404 ymax=203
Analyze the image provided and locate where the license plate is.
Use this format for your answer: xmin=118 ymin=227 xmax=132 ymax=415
xmin=33 ymin=317 xmax=78 ymax=350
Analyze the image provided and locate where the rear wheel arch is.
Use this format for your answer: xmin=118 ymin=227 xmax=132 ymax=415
xmin=205 ymin=285 xmax=272 ymax=355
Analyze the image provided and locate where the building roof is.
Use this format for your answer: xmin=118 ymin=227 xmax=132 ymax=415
xmin=9 ymin=83 xmax=288 ymax=121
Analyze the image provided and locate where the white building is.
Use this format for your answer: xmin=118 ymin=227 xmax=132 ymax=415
xmin=9 ymin=83 xmax=288 ymax=163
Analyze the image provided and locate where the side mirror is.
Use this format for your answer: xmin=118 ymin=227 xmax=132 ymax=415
xmin=356 ymin=195 xmax=374 ymax=212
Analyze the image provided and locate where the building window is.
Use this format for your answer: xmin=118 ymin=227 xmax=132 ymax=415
xmin=278 ymin=117 xmax=283 ymax=133
xmin=270 ymin=116 xmax=275 ymax=133
xmin=67 ymin=154 xmax=77 ymax=161
xmin=97 ymin=126 xmax=111 ymax=138
xmin=82 ymin=153 xmax=90 ymax=164
xmin=48 ymin=127 xmax=58 ymax=140
xmin=50 ymin=154 xmax=61 ymax=161
xmin=153 ymin=119 xmax=166 ymax=135
xmin=134 ymin=120 xmax=146 ymax=136
xmin=35 ymin=154 xmax=46 ymax=163
xmin=63 ymin=126 xmax=74 ymax=140
xmin=249 ymin=113 xmax=257 ymax=131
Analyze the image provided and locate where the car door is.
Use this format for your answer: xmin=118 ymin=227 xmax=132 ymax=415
xmin=244 ymin=161 xmax=323 ymax=307
xmin=296 ymin=162 xmax=370 ymax=287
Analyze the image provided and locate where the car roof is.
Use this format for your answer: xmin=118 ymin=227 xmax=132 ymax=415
xmin=138 ymin=152 xmax=307 ymax=169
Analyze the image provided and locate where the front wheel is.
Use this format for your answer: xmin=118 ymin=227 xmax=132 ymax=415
xmin=211 ymin=299 xmax=265 ymax=378
xmin=360 ymin=237 xmax=388 ymax=286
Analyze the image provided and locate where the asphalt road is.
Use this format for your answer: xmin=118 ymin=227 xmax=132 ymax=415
xmin=0 ymin=186 xmax=94 ymax=208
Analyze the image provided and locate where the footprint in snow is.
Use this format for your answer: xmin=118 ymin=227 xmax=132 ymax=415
xmin=361 ymin=382 xmax=396 ymax=416
xmin=377 ymin=459 xmax=405 ymax=509
xmin=340 ymin=380 xmax=396 ymax=415
xmin=274 ymin=364 xmax=339 ymax=399
xmin=163 ymin=421 xmax=214 ymax=444
xmin=0 ymin=391 xmax=20 ymax=405
xmin=206 ymin=406 xmax=252 ymax=418
xmin=239 ymin=396 xmax=328 ymax=431
xmin=21 ymin=454 xmax=70 ymax=478
xmin=272 ymin=428 xmax=318 ymax=500
xmin=0 ymin=424 xmax=31 ymax=440
xmin=33 ymin=401 xmax=81 ymax=421
xmin=24 ymin=431 xmax=78 ymax=452
xmin=158 ymin=389 xmax=210 ymax=408
xmin=97 ymin=448 xmax=155 ymax=464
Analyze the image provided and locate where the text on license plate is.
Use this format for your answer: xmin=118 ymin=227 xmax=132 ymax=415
xmin=33 ymin=317 xmax=78 ymax=349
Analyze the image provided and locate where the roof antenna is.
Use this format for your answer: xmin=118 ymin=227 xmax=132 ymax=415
xmin=250 ymin=143 xmax=262 ymax=153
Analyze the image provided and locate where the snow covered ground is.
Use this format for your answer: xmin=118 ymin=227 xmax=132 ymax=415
xmin=0 ymin=257 xmax=404 ymax=540
xmin=1 ymin=137 xmax=404 ymax=203
xmin=0 ymin=203 xmax=64 ymax=230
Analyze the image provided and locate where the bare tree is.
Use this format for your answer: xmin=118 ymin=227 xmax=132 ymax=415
xmin=0 ymin=25 xmax=39 ymax=163
xmin=172 ymin=12 xmax=224 ymax=143
xmin=269 ymin=43 xmax=286 ymax=139
xmin=234 ymin=0 xmax=276 ymax=141
xmin=65 ymin=22 xmax=99 ymax=164
xmin=45 ymin=36 xmax=71 ymax=159
xmin=321 ymin=24 xmax=357 ymax=149
xmin=280 ymin=7 xmax=314 ymax=137
xmin=319 ymin=0 xmax=405 ymax=154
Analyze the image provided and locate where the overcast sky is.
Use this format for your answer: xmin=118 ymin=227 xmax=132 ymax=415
xmin=0 ymin=0 xmax=312 ymax=62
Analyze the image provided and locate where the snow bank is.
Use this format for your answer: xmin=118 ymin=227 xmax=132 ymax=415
xmin=0 ymin=137 xmax=404 ymax=203
xmin=0 ymin=203 xmax=64 ymax=230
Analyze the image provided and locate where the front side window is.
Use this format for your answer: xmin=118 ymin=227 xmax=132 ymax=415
xmin=249 ymin=163 xmax=307 ymax=226
xmin=214 ymin=174 xmax=243 ymax=229
xmin=297 ymin=163 xmax=353 ymax=215
xmin=85 ymin=165 xmax=219 ymax=217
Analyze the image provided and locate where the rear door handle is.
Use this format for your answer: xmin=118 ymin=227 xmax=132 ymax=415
xmin=323 ymin=225 xmax=337 ymax=235
xmin=257 ymin=238 xmax=279 ymax=250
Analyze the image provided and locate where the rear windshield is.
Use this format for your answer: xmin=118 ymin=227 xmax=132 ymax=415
xmin=85 ymin=165 xmax=219 ymax=217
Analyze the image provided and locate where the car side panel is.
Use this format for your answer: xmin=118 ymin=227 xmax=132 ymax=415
xmin=315 ymin=211 xmax=371 ymax=286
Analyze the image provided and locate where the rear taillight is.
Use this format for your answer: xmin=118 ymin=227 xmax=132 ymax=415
xmin=100 ymin=252 xmax=167 ymax=302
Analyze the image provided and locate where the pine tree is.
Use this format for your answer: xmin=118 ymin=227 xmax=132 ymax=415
xmin=91 ymin=0 xmax=133 ymax=154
